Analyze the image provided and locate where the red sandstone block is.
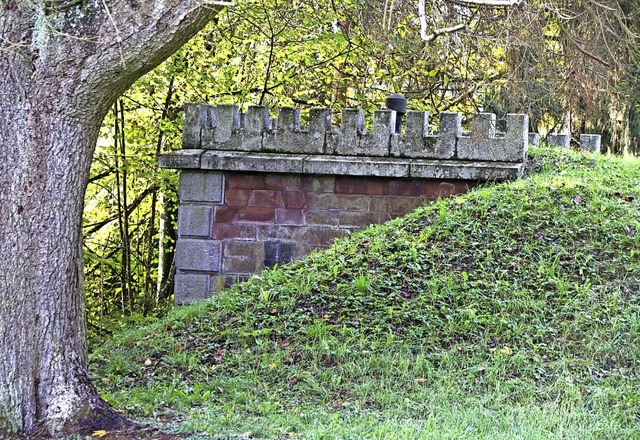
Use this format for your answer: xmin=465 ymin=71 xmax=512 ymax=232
xmin=304 ymin=209 xmax=340 ymax=226
xmin=284 ymin=191 xmax=308 ymax=209
xmin=275 ymin=208 xmax=305 ymax=225
xmin=386 ymin=179 xmax=425 ymax=197
xmin=419 ymin=180 xmax=469 ymax=198
xmin=339 ymin=211 xmax=386 ymax=227
xmin=225 ymin=188 xmax=252 ymax=207
xmin=384 ymin=196 xmax=426 ymax=215
xmin=223 ymin=239 xmax=264 ymax=258
xmin=226 ymin=172 xmax=267 ymax=189
xmin=215 ymin=206 xmax=240 ymax=223
xmin=265 ymin=174 xmax=302 ymax=191
xmin=223 ymin=256 xmax=261 ymax=274
xmin=214 ymin=223 xmax=257 ymax=240
xmin=238 ymin=207 xmax=276 ymax=223
xmin=256 ymin=225 xmax=306 ymax=241
xmin=303 ymin=227 xmax=348 ymax=247
xmin=307 ymin=193 xmax=369 ymax=212
xmin=248 ymin=190 xmax=285 ymax=208
xmin=300 ymin=175 xmax=335 ymax=193
xmin=335 ymin=176 xmax=387 ymax=195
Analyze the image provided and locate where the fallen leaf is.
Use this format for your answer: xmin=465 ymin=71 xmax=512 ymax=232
xmin=92 ymin=430 xmax=108 ymax=438
xmin=331 ymin=401 xmax=341 ymax=408
xmin=573 ymin=195 xmax=583 ymax=205
xmin=414 ymin=378 xmax=427 ymax=383
xmin=144 ymin=359 xmax=152 ymax=366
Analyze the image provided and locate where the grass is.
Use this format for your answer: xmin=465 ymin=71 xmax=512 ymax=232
xmin=91 ymin=147 xmax=640 ymax=439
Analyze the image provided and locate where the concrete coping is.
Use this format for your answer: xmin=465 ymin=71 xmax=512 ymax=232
xmin=159 ymin=149 xmax=524 ymax=181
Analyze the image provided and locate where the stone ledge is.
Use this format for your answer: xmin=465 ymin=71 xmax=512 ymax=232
xmin=160 ymin=150 xmax=523 ymax=181
xmin=158 ymin=149 xmax=203 ymax=168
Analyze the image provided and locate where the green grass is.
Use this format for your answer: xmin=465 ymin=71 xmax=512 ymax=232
xmin=91 ymin=147 xmax=640 ymax=439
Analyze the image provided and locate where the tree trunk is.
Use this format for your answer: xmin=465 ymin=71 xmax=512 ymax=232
xmin=0 ymin=2 xmax=219 ymax=436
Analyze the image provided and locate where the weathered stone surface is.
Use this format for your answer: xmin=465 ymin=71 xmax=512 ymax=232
xmin=529 ymin=133 xmax=540 ymax=147
xmin=174 ymin=273 xmax=211 ymax=305
xmin=175 ymin=238 xmax=221 ymax=272
xmin=158 ymin=150 xmax=203 ymax=169
xmin=303 ymin=155 xmax=410 ymax=177
xmin=179 ymin=171 xmax=223 ymax=203
xmin=182 ymin=103 xmax=208 ymax=149
xmin=201 ymin=151 xmax=305 ymax=173
xmin=178 ymin=205 xmax=213 ymax=238
xmin=410 ymin=160 xmax=523 ymax=180
xmin=580 ymin=134 xmax=601 ymax=153
xmin=423 ymin=112 xmax=460 ymax=159
xmin=355 ymin=109 xmax=395 ymax=157
xmin=549 ymin=133 xmax=571 ymax=148
xmin=263 ymin=107 xmax=326 ymax=154
xmin=457 ymin=113 xmax=528 ymax=162
xmin=327 ymin=109 xmax=365 ymax=155
xmin=201 ymin=104 xmax=240 ymax=146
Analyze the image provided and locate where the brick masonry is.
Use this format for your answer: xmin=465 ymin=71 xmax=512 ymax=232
xmin=172 ymin=170 xmax=477 ymax=303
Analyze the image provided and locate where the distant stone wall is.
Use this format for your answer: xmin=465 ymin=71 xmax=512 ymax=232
xmin=160 ymin=104 xmax=530 ymax=304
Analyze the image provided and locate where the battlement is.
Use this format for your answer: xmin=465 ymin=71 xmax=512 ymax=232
xmin=178 ymin=104 xmax=528 ymax=163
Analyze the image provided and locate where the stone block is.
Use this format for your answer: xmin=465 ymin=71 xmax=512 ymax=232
xmin=283 ymin=191 xmax=308 ymax=209
xmin=303 ymin=155 xmax=410 ymax=177
xmin=225 ymin=188 xmax=252 ymax=207
xmin=237 ymin=207 xmax=275 ymax=223
xmin=457 ymin=113 xmax=528 ymax=162
xmin=304 ymin=209 xmax=340 ymax=226
xmin=213 ymin=223 xmax=257 ymax=240
xmin=265 ymin=174 xmax=303 ymax=191
xmin=175 ymin=239 xmax=221 ymax=272
xmin=179 ymin=171 xmax=223 ymax=203
xmin=307 ymin=193 xmax=369 ymax=211
xmin=223 ymin=256 xmax=261 ymax=274
xmin=201 ymin=151 xmax=304 ymax=174
xmin=580 ymin=134 xmax=601 ymax=153
xmin=275 ymin=208 xmax=305 ymax=225
xmin=335 ymin=176 xmax=388 ymax=195
xmin=264 ymin=240 xmax=294 ymax=268
xmin=174 ymin=273 xmax=211 ymax=304
xmin=182 ymin=103 xmax=208 ymax=149
xmin=158 ymin=150 xmax=203 ymax=169
xmin=226 ymin=172 xmax=267 ymax=189
xmin=263 ymin=107 xmax=327 ymax=154
xmin=338 ymin=211 xmax=385 ymax=227
xmin=529 ymin=133 xmax=540 ymax=147
xmin=299 ymin=175 xmax=335 ymax=193
xmin=549 ymin=133 xmax=570 ymax=148
xmin=247 ymin=190 xmax=285 ymax=208
xmin=201 ymin=104 xmax=240 ymax=146
xmin=410 ymin=160 xmax=523 ymax=181
xmin=178 ymin=205 xmax=213 ymax=238
xmin=223 ymin=240 xmax=264 ymax=259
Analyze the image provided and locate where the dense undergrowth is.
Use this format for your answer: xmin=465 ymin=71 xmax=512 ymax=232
xmin=92 ymin=147 xmax=640 ymax=439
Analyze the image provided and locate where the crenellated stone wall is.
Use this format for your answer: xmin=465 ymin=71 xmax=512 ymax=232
xmin=160 ymin=104 xmax=530 ymax=304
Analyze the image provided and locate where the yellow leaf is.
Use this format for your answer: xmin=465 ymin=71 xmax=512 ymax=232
xmin=92 ymin=430 xmax=109 ymax=438
xmin=500 ymin=346 xmax=513 ymax=356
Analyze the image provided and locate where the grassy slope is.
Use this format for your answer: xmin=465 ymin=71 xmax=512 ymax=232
xmin=92 ymin=147 xmax=640 ymax=439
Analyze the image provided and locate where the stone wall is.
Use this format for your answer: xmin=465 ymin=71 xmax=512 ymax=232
xmin=161 ymin=104 xmax=530 ymax=304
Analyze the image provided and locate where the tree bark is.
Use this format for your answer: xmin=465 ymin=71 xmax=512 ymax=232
xmin=0 ymin=1 xmax=220 ymax=436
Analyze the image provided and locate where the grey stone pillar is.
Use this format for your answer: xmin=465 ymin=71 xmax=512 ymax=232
xmin=580 ymin=134 xmax=601 ymax=153
xmin=528 ymin=133 xmax=540 ymax=147
xmin=549 ymin=133 xmax=570 ymax=148
xmin=173 ymin=170 xmax=224 ymax=304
